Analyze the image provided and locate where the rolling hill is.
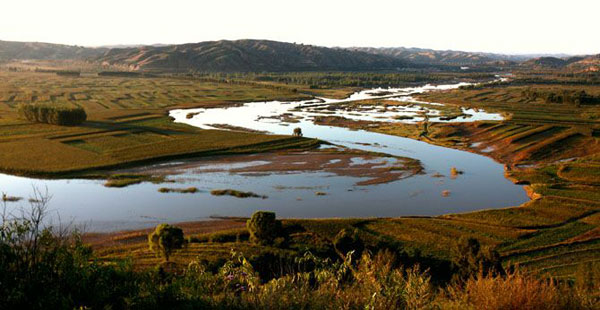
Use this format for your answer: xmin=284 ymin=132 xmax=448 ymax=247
xmin=94 ymin=40 xmax=409 ymax=72
xmin=0 ymin=40 xmax=106 ymax=61
xmin=3 ymin=38 xmax=596 ymax=72
xmin=520 ymin=55 xmax=600 ymax=71
xmin=344 ymin=47 xmax=547 ymax=66
xmin=348 ymin=47 xmax=495 ymax=65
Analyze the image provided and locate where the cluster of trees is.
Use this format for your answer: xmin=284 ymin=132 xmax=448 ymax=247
xmin=511 ymin=72 xmax=600 ymax=85
xmin=17 ymin=103 xmax=87 ymax=125
xmin=55 ymin=70 xmax=80 ymax=77
xmin=522 ymin=88 xmax=600 ymax=105
xmin=188 ymin=72 xmax=496 ymax=89
xmin=98 ymin=71 xmax=143 ymax=77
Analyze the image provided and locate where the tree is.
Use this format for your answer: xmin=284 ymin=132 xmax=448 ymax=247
xmin=148 ymin=224 xmax=185 ymax=262
xmin=293 ymin=127 xmax=303 ymax=137
xmin=451 ymin=237 xmax=503 ymax=281
xmin=246 ymin=211 xmax=281 ymax=245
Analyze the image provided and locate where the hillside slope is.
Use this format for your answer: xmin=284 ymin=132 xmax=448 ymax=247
xmin=94 ymin=39 xmax=409 ymax=72
xmin=0 ymin=40 xmax=106 ymax=61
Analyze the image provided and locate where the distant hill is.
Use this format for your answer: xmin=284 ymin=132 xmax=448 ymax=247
xmin=94 ymin=40 xmax=409 ymax=72
xmin=520 ymin=55 xmax=600 ymax=71
xmin=0 ymin=40 xmax=106 ymax=61
xmin=345 ymin=47 xmax=547 ymax=66
xmin=521 ymin=57 xmax=568 ymax=69
xmin=568 ymin=55 xmax=600 ymax=72
xmin=348 ymin=47 xmax=490 ymax=65
xmin=4 ymin=38 xmax=596 ymax=73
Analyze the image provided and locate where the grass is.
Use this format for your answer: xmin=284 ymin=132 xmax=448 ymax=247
xmin=210 ymin=189 xmax=267 ymax=199
xmin=0 ymin=71 xmax=321 ymax=177
xmin=158 ymin=187 xmax=199 ymax=194
xmin=1 ymin=194 xmax=22 ymax=202
xmin=104 ymin=173 xmax=168 ymax=187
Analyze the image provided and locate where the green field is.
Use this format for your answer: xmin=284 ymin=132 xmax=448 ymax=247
xmin=2 ymin=71 xmax=595 ymax=281
xmin=0 ymin=72 xmax=322 ymax=176
xmin=0 ymin=69 xmax=598 ymax=310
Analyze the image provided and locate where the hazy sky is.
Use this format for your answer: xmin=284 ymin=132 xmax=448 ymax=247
xmin=1 ymin=0 xmax=598 ymax=55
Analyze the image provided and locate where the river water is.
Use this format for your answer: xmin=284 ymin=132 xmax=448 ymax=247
xmin=0 ymin=81 xmax=527 ymax=231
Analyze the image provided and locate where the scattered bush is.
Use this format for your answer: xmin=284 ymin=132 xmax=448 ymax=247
xmin=211 ymin=189 xmax=267 ymax=199
xmin=148 ymin=224 xmax=186 ymax=262
xmin=188 ymin=229 xmax=250 ymax=243
xmin=293 ymin=127 xmax=303 ymax=136
xmin=158 ymin=187 xmax=199 ymax=193
xmin=17 ymin=103 xmax=87 ymax=125
xmin=446 ymin=271 xmax=565 ymax=310
xmin=451 ymin=237 xmax=503 ymax=281
xmin=1 ymin=193 xmax=22 ymax=202
xmin=246 ymin=211 xmax=282 ymax=245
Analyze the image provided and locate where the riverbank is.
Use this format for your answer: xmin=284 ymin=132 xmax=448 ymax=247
xmin=0 ymin=72 xmax=321 ymax=178
xmin=83 ymin=79 xmax=600 ymax=280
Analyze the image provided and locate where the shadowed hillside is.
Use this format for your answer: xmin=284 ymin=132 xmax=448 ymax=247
xmin=0 ymin=40 xmax=106 ymax=61
xmin=94 ymin=39 xmax=409 ymax=72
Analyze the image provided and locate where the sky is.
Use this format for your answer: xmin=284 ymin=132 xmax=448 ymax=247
xmin=1 ymin=0 xmax=598 ymax=55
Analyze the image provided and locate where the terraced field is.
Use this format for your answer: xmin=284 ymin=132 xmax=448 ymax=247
xmin=0 ymin=72 xmax=317 ymax=176
xmin=4 ymin=72 xmax=595 ymax=281
xmin=416 ymin=84 xmax=600 ymax=278
xmin=417 ymin=85 xmax=600 ymax=164
xmin=84 ymin=82 xmax=600 ymax=281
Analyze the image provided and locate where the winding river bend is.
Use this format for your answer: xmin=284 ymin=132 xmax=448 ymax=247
xmin=0 ymin=81 xmax=528 ymax=231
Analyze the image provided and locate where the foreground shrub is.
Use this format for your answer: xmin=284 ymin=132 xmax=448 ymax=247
xmin=0 ymin=190 xmax=139 ymax=310
xmin=451 ymin=237 xmax=503 ymax=281
xmin=17 ymin=103 xmax=87 ymax=125
xmin=246 ymin=211 xmax=281 ymax=245
xmin=444 ymin=271 xmax=585 ymax=310
xmin=148 ymin=224 xmax=186 ymax=262
xmin=333 ymin=228 xmax=364 ymax=258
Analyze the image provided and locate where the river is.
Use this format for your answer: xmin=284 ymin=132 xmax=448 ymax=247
xmin=0 ymin=80 xmax=528 ymax=231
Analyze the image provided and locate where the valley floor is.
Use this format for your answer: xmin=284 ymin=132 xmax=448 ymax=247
xmin=86 ymin=82 xmax=600 ymax=281
xmin=1 ymin=69 xmax=598 ymax=282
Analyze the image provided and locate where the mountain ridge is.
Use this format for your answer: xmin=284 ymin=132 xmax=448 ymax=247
xmin=0 ymin=40 xmax=106 ymax=61
xmin=2 ymin=38 xmax=598 ymax=72
xmin=94 ymin=39 xmax=409 ymax=72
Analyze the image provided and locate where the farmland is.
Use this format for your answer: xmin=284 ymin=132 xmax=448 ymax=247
xmin=1 ymin=69 xmax=597 ymax=282
xmin=80 ymin=77 xmax=600 ymax=281
xmin=2 ymin=68 xmax=600 ymax=308
xmin=0 ymin=71 xmax=321 ymax=176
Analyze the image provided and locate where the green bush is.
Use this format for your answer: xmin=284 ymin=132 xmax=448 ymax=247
xmin=148 ymin=224 xmax=186 ymax=262
xmin=188 ymin=229 xmax=250 ymax=243
xmin=451 ymin=237 xmax=504 ymax=281
xmin=246 ymin=211 xmax=282 ymax=245
xmin=17 ymin=103 xmax=87 ymax=125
